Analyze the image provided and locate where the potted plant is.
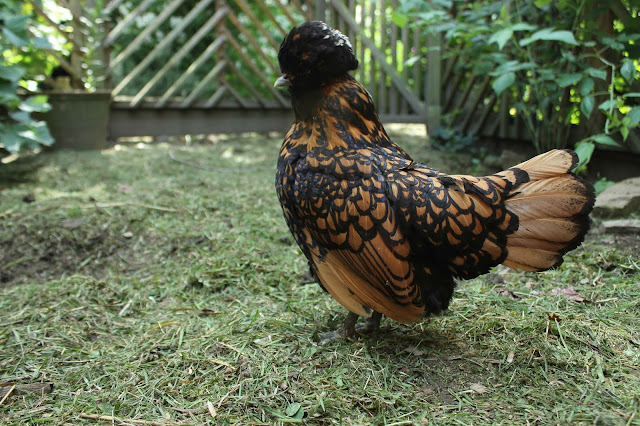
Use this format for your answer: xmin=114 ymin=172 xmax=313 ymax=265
xmin=3 ymin=0 xmax=111 ymax=153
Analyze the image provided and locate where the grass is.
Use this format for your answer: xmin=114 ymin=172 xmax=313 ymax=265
xmin=1 ymin=127 xmax=639 ymax=425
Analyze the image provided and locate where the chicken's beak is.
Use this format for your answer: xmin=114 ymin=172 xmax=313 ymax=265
xmin=274 ymin=75 xmax=290 ymax=88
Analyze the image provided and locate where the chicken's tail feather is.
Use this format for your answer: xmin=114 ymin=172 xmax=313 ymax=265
xmin=499 ymin=149 xmax=595 ymax=272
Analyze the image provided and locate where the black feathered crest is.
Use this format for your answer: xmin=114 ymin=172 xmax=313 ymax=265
xmin=277 ymin=21 xmax=358 ymax=91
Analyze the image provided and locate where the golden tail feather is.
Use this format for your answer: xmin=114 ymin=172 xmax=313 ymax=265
xmin=501 ymin=149 xmax=594 ymax=272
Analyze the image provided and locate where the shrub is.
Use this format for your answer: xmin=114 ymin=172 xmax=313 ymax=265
xmin=399 ymin=0 xmax=640 ymax=166
xmin=0 ymin=0 xmax=54 ymax=158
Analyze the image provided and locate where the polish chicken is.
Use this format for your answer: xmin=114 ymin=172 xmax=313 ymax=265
xmin=274 ymin=21 xmax=595 ymax=338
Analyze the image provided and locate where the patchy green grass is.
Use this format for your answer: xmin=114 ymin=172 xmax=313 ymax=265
xmin=1 ymin=127 xmax=639 ymax=425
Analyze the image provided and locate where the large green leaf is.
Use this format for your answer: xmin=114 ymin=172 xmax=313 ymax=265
xmin=2 ymin=15 xmax=30 ymax=47
xmin=19 ymin=121 xmax=54 ymax=147
xmin=580 ymin=95 xmax=594 ymax=118
xmin=0 ymin=125 xmax=24 ymax=153
xmin=621 ymin=60 xmax=637 ymax=84
xmin=586 ymin=68 xmax=607 ymax=80
xmin=598 ymin=99 xmax=618 ymax=111
xmin=489 ymin=29 xmax=512 ymax=50
xmin=627 ymin=107 xmax=640 ymax=125
xmin=520 ymin=28 xmax=578 ymax=46
xmin=492 ymin=72 xmax=515 ymax=95
xmin=557 ymin=73 xmax=581 ymax=87
xmin=0 ymin=65 xmax=26 ymax=83
xmin=573 ymin=141 xmax=594 ymax=171
xmin=20 ymin=95 xmax=51 ymax=113
xmin=579 ymin=78 xmax=594 ymax=96
xmin=591 ymin=133 xmax=619 ymax=146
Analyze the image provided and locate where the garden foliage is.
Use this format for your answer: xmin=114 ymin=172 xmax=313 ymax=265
xmin=399 ymin=0 xmax=640 ymax=164
xmin=0 ymin=0 xmax=53 ymax=157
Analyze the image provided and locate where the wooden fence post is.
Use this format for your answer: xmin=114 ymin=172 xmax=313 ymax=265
xmin=425 ymin=33 xmax=441 ymax=136
xmin=314 ymin=0 xmax=327 ymax=21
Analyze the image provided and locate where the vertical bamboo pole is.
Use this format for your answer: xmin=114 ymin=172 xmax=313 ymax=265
xmin=68 ymin=0 xmax=84 ymax=89
xmin=425 ymin=34 xmax=441 ymax=135
xmin=214 ymin=0 xmax=228 ymax=106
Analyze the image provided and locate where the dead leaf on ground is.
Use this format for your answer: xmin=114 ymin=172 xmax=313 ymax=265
xmin=496 ymin=287 xmax=520 ymax=300
xmin=61 ymin=217 xmax=85 ymax=229
xmin=118 ymin=184 xmax=133 ymax=193
xmin=404 ymin=346 xmax=425 ymax=356
xmin=469 ymin=383 xmax=488 ymax=394
xmin=551 ymin=287 xmax=591 ymax=303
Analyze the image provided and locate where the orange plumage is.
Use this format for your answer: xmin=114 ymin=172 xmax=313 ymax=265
xmin=275 ymin=22 xmax=595 ymax=337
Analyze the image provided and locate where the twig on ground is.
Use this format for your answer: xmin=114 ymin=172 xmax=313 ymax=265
xmin=78 ymin=413 xmax=181 ymax=425
xmin=84 ymin=201 xmax=183 ymax=213
xmin=0 ymin=382 xmax=53 ymax=399
xmin=0 ymin=385 xmax=15 ymax=406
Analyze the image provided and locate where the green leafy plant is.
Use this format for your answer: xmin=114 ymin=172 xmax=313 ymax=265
xmin=399 ymin=0 xmax=640 ymax=167
xmin=1 ymin=0 xmax=54 ymax=158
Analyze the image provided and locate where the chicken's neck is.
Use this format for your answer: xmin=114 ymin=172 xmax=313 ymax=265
xmin=289 ymin=74 xmax=406 ymax=155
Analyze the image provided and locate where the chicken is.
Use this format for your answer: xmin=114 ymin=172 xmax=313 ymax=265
xmin=274 ymin=21 xmax=595 ymax=338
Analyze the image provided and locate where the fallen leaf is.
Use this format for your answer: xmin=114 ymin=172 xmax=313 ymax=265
xmin=551 ymin=287 xmax=591 ymax=303
xmin=496 ymin=287 xmax=520 ymax=300
xmin=207 ymin=401 xmax=216 ymax=418
xmin=61 ymin=217 xmax=85 ymax=229
xmin=118 ymin=184 xmax=133 ymax=193
xmin=548 ymin=313 xmax=561 ymax=321
xmin=470 ymin=383 xmax=488 ymax=394
xmin=405 ymin=346 xmax=425 ymax=356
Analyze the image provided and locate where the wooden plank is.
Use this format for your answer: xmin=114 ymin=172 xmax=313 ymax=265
xmin=254 ymin=1 xmax=287 ymax=36
xmin=368 ymin=1 xmax=376 ymax=104
xmin=330 ymin=0 xmax=425 ymax=115
xmin=357 ymin=2 xmax=365 ymax=84
xmin=103 ymin=0 xmax=125 ymax=15
xmin=180 ymin=61 xmax=226 ymax=107
xmin=377 ymin=0 xmax=386 ymax=115
xmin=272 ymin=0 xmax=299 ymax=27
xmin=461 ymin=76 xmax=491 ymax=133
xmin=454 ymin=74 xmax=477 ymax=112
xmin=225 ymin=60 xmax=269 ymax=108
xmin=290 ymin=0 xmax=313 ymax=21
xmin=157 ymin=34 xmax=226 ymax=107
xmin=412 ymin=27 xmax=421 ymax=100
xmin=204 ymin=86 xmax=227 ymax=108
xmin=107 ymin=0 xmax=185 ymax=71
xmin=425 ymin=33 xmax=442 ymax=133
xmin=226 ymin=9 xmax=281 ymax=76
xmin=130 ymin=7 xmax=228 ymax=107
xmin=219 ymin=81 xmax=249 ymax=108
xmin=234 ymin=0 xmax=280 ymax=52
xmin=471 ymin=92 xmax=497 ymax=136
xmin=314 ymin=0 xmax=327 ymax=21
xmin=102 ymin=0 xmax=155 ymax=47
xmin=108 ymin=107 xmax=293 ymax=138
xmin=400 ymin=20 xmax=409 ymax=114
xmin=224 ymin=29 xmax=289 ymax=107
xmin=112 ymin=0 xmax=215 ymax=96
xmin=389 ymin=0 xmax=398 ymax=115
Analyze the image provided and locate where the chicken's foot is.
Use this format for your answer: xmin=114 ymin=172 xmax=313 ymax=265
xmin=356 ymin=311 xmax=382 ymax=333
xmin=319 ymin=311 xmax=382 ymax=344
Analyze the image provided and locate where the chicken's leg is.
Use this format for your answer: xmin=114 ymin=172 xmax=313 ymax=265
xmin=356 ymin=311 xmax=382 ymax=333
xmin=319 ymin=311 xmax=382 ymax=344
